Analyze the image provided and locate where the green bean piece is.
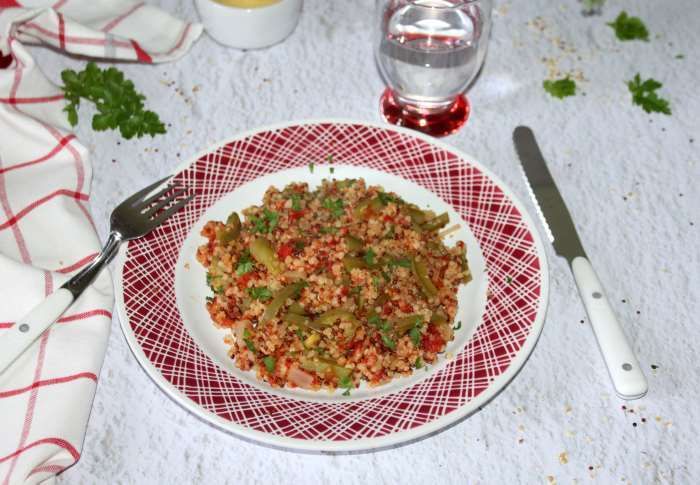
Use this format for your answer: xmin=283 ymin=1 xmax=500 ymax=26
xmin=300 ymin=357 xmax=332 ymax=374
xmin=422 ymin=213 xmax=449 ymax=231
xmin=412 ymin=258 xmax=438 ymax=298
xmin=345 ymin=235 xmax=364 ymax=252
xmin=342 ymin=255 xmax=368 ymax=272
xmin=430 ymin=311 xmax=448 ymax=326
xmin=352 ymin=197 xmax=373 ymax=218
xmin=288 ymin=302 xmax=306 ymax=315
xmin=394 ymin=314 xmax=423 ymax=335
xmin=250 ymin=237 xmax=283 ymax=275
xmin=402 ymin=204 xmax=427 ymax=226
xmin=314 ymin=308 xmax=358 ymax=327
xmin=283 ymin=312 xmax=326 ymax=332
xmin=261 ymin=282 xmax=305 ymax=323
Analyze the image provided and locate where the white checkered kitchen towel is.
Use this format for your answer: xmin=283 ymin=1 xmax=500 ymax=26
xmin=0 ymin=2 xmax=201 ymax=483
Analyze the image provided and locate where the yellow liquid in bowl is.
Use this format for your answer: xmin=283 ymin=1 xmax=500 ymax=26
xmin=212 ymin=0 xmax=281 ymax=7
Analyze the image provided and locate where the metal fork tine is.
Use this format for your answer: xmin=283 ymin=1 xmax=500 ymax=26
xmin=137 ymin=182 xmax=181 ymax=209
xmin=150 ymin=195 xmax=194 ymax=226
xmin=119 ymin=176 xmax=171 ymax=208
xmin=143 ymin=188 xmax=187 ymax=217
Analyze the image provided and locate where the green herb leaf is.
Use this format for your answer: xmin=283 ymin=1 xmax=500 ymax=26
xmin=364 ymin=248 xmax=376 ymax=266
xmin=381 ymin=333 xmax=396 ymax=350
xmin=409 ymin=326 xmax=422 ymax=347
xmin=263 ymin=355 xmax=276 ymax=373
xmin=250 ymin=209 xmax=279 ymax=233
xmin=627 ymin=73 xmax=671 ymax=115
xmin=248 ymin=286 xmax=273 ymax=300
xmin=414 ymin=357 xmax=423 ymax=369
xmin=319 ymin=226 xmax=338 ymax=234
xmin=453 ymin=321 xmax=462 ymax=331
xmin=295 ymin=328 xmax=304 ymax=340
xmin=290 ymin=194 xmax=302 ymax=211
xmin=309 ymin=163 xmax=315 ymax=173
xmin=368 ymin=314 xmax=383 ymax=327
xmin=607 ymin=11 xmax=649 ymax=41
xmin=543 ymin=77 xmax=577 ymax=99
xmin=60 ymin=62 xmax=166 ymax=139
xmin=342 ymin=388 xmax=351 ymax=396
xmin=506 ymin=276 xmax=513 ymax=284
xmin=236 ymin=250 xmax=254 ymax=276
xmin=329 ymin=167 xmax=335 ymax=174
xmin=338 ymin=374 xmax=352 ymax=389
xmin=322 ymin=198 xmax=345 ymax=218
xmin=675 ymin=54 xmax=685 ymax=59
xmin=242 ymin=329 xmax=256 ymax=354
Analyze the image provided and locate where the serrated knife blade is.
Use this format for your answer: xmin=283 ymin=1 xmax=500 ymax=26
xmin=513 ymin=126 xmax=648 ymax=400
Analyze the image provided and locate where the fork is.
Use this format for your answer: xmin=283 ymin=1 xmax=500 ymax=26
xmin=0 ymin=176 xmax=193 ymax=374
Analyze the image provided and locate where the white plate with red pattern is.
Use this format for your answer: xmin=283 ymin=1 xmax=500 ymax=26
xmin=114 ymin=120 xmax=549 ymax=452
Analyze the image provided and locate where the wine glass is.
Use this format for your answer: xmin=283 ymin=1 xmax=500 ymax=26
xmin=375 ymin=0 xmax=492 ymax=137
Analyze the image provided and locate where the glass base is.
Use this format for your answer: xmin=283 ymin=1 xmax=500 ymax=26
xmin=379 ymin=88 xmax=470 ymax=137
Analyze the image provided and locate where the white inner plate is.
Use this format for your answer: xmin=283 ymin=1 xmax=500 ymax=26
xmin=175 ymin=164 xmax=488 ymax=402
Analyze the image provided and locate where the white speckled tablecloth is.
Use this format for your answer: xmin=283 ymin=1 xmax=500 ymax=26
xmin=27 ymin=0 xmax=698 ymax=482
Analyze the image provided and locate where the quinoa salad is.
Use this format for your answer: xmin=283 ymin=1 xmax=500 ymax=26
xmin=196 ymin=177 xmax=471 ymax=394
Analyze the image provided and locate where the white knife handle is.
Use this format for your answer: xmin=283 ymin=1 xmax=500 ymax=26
xmin=0 ymin=288 xmax=74 ymax=374
xmin=571 ymin=256 xmax=648 ymax=400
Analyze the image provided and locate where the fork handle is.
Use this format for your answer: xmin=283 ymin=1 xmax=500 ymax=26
xmin=0 ymin=288 xmax=74 ymax=374
xmin=0 ymin=232 xmax=121 ymax=375
xmin=571 ymin=256 xmax=648 ymax=400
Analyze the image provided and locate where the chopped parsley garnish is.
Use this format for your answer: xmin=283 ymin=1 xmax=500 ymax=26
xmin=342 ymin=388 xmax=351 ymax=396
xmin=249 ymin=209 xmax=279 ymax=234
xmin=414 ymin=357 xmax=423 ymax=369
xmin=309 ymin=163 xmax=315 ymax=173
xmin=381 ymin=333 xmax=396 ymax=350
xmin=675 ymin=54 xmax=684 ymax=59
xmin=453 ymin=321 xmax=462 ymax=331
xmin=338 ymin=374 xmax=352 ymax=389
xmin=248 ymin=286 xmax=273 ymax=300
xmin=326 ymin=154 xmax=334 ymax=164
xmin=363 ymin=248 xmax=376 ymax=266
xmin=543 ymin=77 xmax=576 ymax=99
xmin=236 ymin=250 xmax=254 ymax=276
xmin=206 ymin=296 xmax=214 ymax=304
xmin=627 ymin=74 xmax=671 ymax=115
xmin=329 ymin=167 xmax=335 ymax=174
xmin=263 ymin=355 xmax=276 ymax=373
xmin=319 ymin=226 xmax=338 ymax=234
xmin=506 ymin=276 xmax=513 ymax=284
xmin=295 ymin=328 xmax=304 ymax=339
xmin=290 ymin=194 xmax=302 ymax=211
xmin=242 ymin=329 xmax=256 ymax=354
xmin=206 ymin=272 xmax=212 ymax=287
xmin=409 ymin=326 xmax=422 ymax=347
xmin=372 ymin=275 xmax=381 ymax=289
xmin=607 ymin=11 xmax=649 ymax=41
xmin=368 ymin=314 xmax=383 ymax=327
xmin=322 ymin=198 xmax=345 ymax=218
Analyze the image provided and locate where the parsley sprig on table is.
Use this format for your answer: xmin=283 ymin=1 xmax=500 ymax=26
xmin=543 ymin=77 xmax=577 ymax=99
xmin=607 ymin=11 xmax=649 ymax=41
xmin=61 ymin=62 xmax=166 ymax=139
xmin=627 ymin=74 xmax=671 ymax=115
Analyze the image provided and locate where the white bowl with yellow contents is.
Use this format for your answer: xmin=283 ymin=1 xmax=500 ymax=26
xmin=195 ymin=0 xmax=303 ymax=49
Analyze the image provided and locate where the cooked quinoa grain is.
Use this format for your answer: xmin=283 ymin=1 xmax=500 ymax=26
xmin=196 ymin=178 xmax=471 ymax=392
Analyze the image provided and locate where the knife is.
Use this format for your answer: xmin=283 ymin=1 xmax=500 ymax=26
xmin=513 ymin=126 xmax=648 ymax=400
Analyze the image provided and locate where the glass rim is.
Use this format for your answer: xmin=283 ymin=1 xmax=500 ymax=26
xmin=403 ymin=0 xmax=481 ymax=9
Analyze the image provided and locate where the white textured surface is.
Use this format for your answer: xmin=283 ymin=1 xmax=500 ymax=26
xmin=27 ymin=0 xmax=699 ymax=482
